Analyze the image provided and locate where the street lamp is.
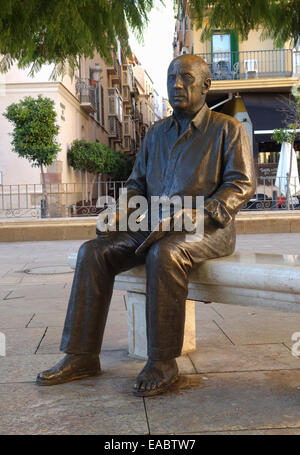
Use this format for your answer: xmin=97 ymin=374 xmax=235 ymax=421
xmin=90 ymin=63 xmax=102 ymax=82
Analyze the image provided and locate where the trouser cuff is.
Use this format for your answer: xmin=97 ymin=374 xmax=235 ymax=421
xmin=148 ymin=346 xmax=181 ymax=361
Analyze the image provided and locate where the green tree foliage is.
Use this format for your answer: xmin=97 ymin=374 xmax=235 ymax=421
xmin=3 ymin=94 xmax=60 ymax=213
xmin=272 ymin=85 xmax=300 ymax=144
xmin=0 ymin=0 xmax=156 ymax=75
xmin=184 ymin=0 xmax=300 ymax=47
xmin=3 ymin=95 xmax=60 ymax=167
xmin=68 ymin=139 xmax=134 ymax=180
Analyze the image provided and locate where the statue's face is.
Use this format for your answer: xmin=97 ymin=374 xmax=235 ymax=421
xmin=167 ymin=56 xmax=211 ymax=116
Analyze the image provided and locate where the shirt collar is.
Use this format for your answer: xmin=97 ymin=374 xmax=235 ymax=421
xmin=165 ymin=103 xmax=210 ymax=133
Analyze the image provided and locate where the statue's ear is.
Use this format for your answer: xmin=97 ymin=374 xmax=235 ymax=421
xmin=202 ymin=78 xmax=211 ymax=94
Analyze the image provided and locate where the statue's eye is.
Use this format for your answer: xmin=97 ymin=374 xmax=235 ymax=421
xmin=182 ymin=73 xmax=194 ymax=82
xmin=168 ymin=74 xmax=176 ymax=81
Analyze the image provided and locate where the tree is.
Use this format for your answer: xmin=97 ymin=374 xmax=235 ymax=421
xmin=0 ymin=0 xmax=156 ymax=76
xmin=272 ymin=85 xmax=300 ymax=205
xmin=68 ymin=139 xmax=134 ymax=202
xmin=183 ymin=0 xmax=300 ymax=47
xmin=3 ymin=95 xmax=60 ymax=214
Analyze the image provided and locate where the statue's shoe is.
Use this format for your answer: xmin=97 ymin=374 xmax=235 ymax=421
xmin=133 ymin=358 xmax=179 ymax=397
xmin=36 ymin=354 xmax=101 ymax=386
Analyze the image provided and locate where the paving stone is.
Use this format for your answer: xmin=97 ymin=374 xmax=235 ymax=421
xmin=212 ymin=302 xmax=299 ymax=319
xmin=212 ymin=310 xmax=300 ymax=345
xmin=186 ymin=428 xmax=300 ymax=435
xmin=0 ymin=286 xmax=17 ymax=300
xmin=0 ymin=354 xmax=63 ymax=383
xmin=0 ymin=297 xmax=68 ymax=314
xmin=27 ymin=312 xmax=67 ymax=328
xmin=19 ymin=274 xmax=74 ymax=285
xmin=35 ymin=327 xmax=63 ymax=354
xmin=2 ymin=328 xmax=45 ymax=356
xmin=0 ymin=313 xmax=35 ymax=329
xmin=189 ymin=344 xmax=300 ymax=373
xmin=145 ymin=370 xmax=300 ymax=434
xmin=195 ymin=303 xmax=223 ymax=322
xmin=103 ymin=310 xmax=128 ymax=350
xmin=8 ymin=284 xmax=71 ymax=300
xmin=0 ymin=378 xmax=148 ymax=435
xmin=195 ymin=320 xmax=232 ymax=347
xmin=0 ymin=275 xmax=23 ymax=285
xmin=36 ymin=310 xmax=129 ymax=352
xmin=100 ymin=350 xmax=196 ymax=378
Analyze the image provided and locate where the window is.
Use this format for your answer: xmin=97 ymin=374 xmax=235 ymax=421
xmin=212 ymin=32 xmax=239 ymax=71
xmin=101 ymin=86 xmax=104 ymax=126
xmin=96 ymin=87 xmax=100 ymax=122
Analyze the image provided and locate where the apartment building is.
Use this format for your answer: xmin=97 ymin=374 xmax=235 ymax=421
xmin=0 ymin=44 xmax=162 ymax=217
xmin=162 ymin=97 xmax=173 ymax=118
xmin=0 ymin=44 xmax=158 ymax=188
xmin=173 ymin=0 xmax=300 ymax=180
xmin=131 ymin=58 xmax=155 ymax=144
xmin=153 ymin=88 xmax=163 ymax=122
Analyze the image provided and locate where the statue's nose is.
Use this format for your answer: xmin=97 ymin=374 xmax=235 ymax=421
xmin=173 ymin=75 xmax=184 ymax=88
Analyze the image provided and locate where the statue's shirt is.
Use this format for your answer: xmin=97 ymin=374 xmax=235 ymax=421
xmin=127 ymin=103 xmax=255 ymax=228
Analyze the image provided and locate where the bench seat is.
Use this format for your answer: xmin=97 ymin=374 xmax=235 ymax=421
xmin=114 ymin=252 xmax=300 ymax=310
xmin=68 ymin=251 xmax=300 ymax=359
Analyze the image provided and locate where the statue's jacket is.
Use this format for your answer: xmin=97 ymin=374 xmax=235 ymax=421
xmin=126 ymin=103 xmax=256 ymax=253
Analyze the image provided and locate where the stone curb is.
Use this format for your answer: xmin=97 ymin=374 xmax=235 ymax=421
xmin=0 ymin=213 xmax=300 ymax=242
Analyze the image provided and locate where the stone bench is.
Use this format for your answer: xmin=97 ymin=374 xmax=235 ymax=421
xmin=68 ymin=251 xmax=300 ymax=359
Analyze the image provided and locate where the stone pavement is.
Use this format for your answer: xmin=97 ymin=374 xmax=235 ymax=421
xmin=0 ymin=234 xmax=300 ymax=435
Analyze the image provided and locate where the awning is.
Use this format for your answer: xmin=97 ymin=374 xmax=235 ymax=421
xmin=242 ymin=93 xmax=291 ymax=142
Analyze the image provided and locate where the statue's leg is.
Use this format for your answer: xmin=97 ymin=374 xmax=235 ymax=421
xmin=133 ymin=225 xmax=235 ymax=396
xmin=61 ymin=233 xmax=145 ymax=354
xmin=36 ymin=232 xmax=145 ymax=386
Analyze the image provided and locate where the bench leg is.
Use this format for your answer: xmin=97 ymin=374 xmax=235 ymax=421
xmin=127 ymin=291 xmax=196 ymax=359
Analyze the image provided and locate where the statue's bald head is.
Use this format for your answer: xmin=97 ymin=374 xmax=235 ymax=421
xmin=168 ymin=54 xmax=211 ymax=80
xmin=167 ymin=54 xmax=211 ymax=117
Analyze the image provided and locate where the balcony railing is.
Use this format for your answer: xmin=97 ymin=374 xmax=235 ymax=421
xmin=196 ymin=49 xmax=297 ymax=80
xmin=75 ymin=78 xmax=97 ymax=113
xmin=108 ymin=116 xmax=122 ymax=140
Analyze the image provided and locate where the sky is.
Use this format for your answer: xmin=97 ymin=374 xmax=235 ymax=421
xmin=128 ymin=0 xmax=175 ymax=99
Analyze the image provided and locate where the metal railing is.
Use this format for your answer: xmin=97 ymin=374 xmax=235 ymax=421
xmin=0 ymin=177 xmax=299 ymax=219
xmin=75 ymin=77 xmax=97 ymax=111
xmin=0 ymin=181 xmax=126 ymax=219
xmin=241 ymin=176 xmax=300 ymax=211
xmin=196 ymin=49 xmax=296 ymax=80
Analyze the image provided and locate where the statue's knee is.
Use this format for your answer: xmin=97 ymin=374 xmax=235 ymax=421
xmin=147 ymin=241 xmax=177 ymax=265
xmin=77 ymin=239 xmax=99 ymax=262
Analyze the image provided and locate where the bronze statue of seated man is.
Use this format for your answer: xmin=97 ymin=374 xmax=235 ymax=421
xmin=36 ymin=55 xmax=255 ymax=397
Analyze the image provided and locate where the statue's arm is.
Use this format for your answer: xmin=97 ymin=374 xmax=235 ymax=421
xmin=204 ymin=121 xmax=256 ymax=228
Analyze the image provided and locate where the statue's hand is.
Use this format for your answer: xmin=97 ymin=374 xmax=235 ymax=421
xmin=172 ymin=208 xmax=199 ymax=232
xmin=96 ymin=206 xmax=127 ymax=236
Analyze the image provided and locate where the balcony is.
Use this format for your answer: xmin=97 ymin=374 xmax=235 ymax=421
xmin=108 ymin=116 xmax=122 ymax=141
xmin=122 ymin=85 xmax=130 ymax=104
xmin=107 ymin=56 xmax=121 ymax=82
xmin=123 ymin=115 xmax=134 ymax=137
xmin=75 ymin=78 xmax=96 ymax=114
xmin=196 ymin=49 xmax=298 ymax=81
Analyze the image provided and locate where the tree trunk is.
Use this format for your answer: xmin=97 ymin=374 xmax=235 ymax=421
xmin=40 ymin=164 xmax=49 ymax=217
xmin=88 ymin=173 xmax=97 ymax=205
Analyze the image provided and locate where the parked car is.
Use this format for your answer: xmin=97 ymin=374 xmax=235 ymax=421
xmin=243 ymin=193 xmax=273 ymax=210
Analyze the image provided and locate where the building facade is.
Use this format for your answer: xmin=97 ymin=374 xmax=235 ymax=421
xmin=173 ymin=0 xmax=300 ymax=182
xmin=0 ymin=46 xmax=161 ymax=217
